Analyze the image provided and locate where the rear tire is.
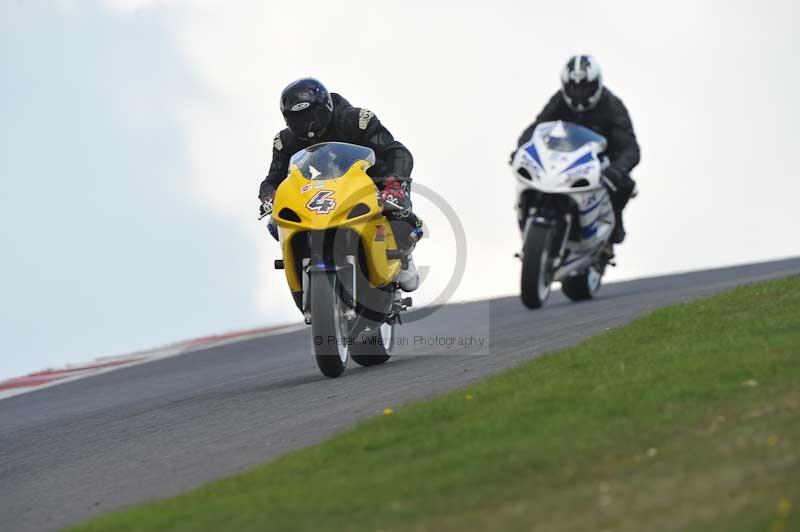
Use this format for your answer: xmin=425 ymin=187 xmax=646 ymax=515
xmin=561 ymin=266 xmax=603 ymax=302
xmin=520 ymin=225 xmax=553 ymax=309
xmin=310 ymin=272 xmax=350 ymax=378
xmin=351 ymin=320 xmax=394 ymax=367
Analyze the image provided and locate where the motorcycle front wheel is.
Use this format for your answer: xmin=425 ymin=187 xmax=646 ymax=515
xmin=520 ymin=225 xmax=553 ymax=309
xmin=310 ymin=271 xmax=351 ymax=378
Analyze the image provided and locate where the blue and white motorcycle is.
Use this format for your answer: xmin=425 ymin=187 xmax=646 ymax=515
xmin=510 ymin=121 xmax=616 ymax=309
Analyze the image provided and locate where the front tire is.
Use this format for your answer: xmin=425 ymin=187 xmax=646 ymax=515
xmin=561 ymin=265 xmax=603 ymax=302
xmin=310 ymin=272 xmax=350 ymax=378
xmin=520 ymin=225 xmax=554 ymax=309
xmin=351 ymin=320 xmax=394 ymax=367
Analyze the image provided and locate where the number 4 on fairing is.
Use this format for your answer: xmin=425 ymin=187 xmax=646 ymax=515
xmin=306 ymin=190 xmax=336 ymax=214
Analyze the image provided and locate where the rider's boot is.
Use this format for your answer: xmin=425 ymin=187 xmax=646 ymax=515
xmin=611 ymin=209 xmax=626 ymax=244
xmin=396 ymin=255 xmax=420 ymax=292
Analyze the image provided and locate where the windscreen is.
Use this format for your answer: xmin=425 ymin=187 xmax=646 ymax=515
xmin=289 ymin=142 xmax=376 ymax=180
xmin=540 ymin=121 xmax=607 ymax=153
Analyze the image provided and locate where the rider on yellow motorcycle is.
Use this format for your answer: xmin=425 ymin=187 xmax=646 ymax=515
xmin=258 ymin=78 xmax=421 ymax=292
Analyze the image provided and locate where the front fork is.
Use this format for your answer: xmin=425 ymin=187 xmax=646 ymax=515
xmin=523 ymin=212 xmax=572 ymax=270
xmin=302 ymin=231 xmax=358 ymax=325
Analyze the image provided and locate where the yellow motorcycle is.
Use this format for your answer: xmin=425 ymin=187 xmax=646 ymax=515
xmin=270 ymin=142 xmax=413 ymax=378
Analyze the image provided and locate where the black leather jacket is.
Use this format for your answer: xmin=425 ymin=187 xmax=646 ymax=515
xmin=517 ymin=88 xmax=640 ymax=177
xmin=259 ymin=93 xmax=413 ymax=200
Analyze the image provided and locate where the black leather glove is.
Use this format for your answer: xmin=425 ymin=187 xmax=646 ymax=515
xmin=602 ymin=165 xmax=624 ymax=188
xmin=259 ymin=199 xmax=273 ymax=217
xmin=606 ymin=166 xmax=636 ymax=194
xmin=379 ymin=176 xmax=412 ymax=219
xmin=259 ymin=184 xmax=275 ymax=218
xmin=259 ymin=183 xmax=275 ymax=201
xmin=259 ymin=184 xmax=276 ymax=214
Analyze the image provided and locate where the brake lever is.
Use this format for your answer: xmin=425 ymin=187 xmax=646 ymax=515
xmin=601 ymin=176 xmax=618 ymax=192
xmin=383 ymin=199 xmax=402 ymax=212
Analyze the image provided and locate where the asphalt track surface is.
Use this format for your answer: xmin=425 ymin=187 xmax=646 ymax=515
xmin=2 ymin=258 xmax=799 ymax=532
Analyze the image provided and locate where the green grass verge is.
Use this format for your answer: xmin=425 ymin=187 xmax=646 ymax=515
xmin=72 ymin=277 xmax=800 ymax=532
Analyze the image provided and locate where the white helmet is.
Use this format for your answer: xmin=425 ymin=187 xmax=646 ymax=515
xmin=560 ymin=55 xmax=603 ymax=112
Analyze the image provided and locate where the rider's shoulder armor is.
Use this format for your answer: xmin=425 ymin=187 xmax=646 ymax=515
xmin=330 ymin=97 xmax=378 ymax=140
xmin=274 ymin=128 xmax=304 ymax=154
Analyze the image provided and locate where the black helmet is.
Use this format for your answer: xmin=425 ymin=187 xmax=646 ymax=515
xmin=279 ymin=78 xmax=334 ymax=140
xmin=560 ymin=55 xmax=603 ymax=112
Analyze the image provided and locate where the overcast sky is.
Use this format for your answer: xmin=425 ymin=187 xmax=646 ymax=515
xmin=2 ymin=0 xmax=798 ymax=380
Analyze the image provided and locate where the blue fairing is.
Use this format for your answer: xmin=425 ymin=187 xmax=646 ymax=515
xmin=524 ymin=144 xmax=542 ymax=167
xmin=563 ymin=152 xmax=594 ymax=172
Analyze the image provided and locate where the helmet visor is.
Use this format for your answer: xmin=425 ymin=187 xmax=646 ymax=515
xmin=284 ymin=104 xmax=332 ymax=139
xmin=564 ymin=79 xmax=600 ymax=108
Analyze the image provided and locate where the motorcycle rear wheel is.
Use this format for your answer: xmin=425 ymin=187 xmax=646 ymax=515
xmin=351 ymin=320 xmax=394 ymax=366
xmin=520 ymin=225 xmax=553 ymax=309
xmin=561 ymin=265 xmax=603 ymax=302
xmin=310 ymin=271 xmax=350 ymax=378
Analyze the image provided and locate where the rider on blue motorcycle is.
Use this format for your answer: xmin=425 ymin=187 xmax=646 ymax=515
xmin=517 ymin=55 xmax=640 ymax=244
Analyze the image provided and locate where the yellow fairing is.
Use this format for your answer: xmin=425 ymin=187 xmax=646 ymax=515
xmin=273 ymin=160 xmax=401 ymax=292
